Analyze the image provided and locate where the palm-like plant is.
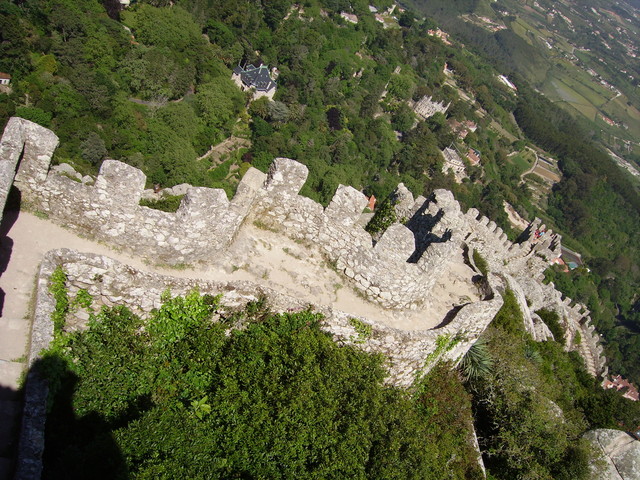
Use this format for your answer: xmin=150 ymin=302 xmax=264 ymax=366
xmin=459 ymin=336 xmax=493 ymax=382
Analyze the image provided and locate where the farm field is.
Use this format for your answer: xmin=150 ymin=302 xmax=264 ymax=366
xmin=532 ymin=164 xmax=561 ymax=183
xmin=602 ymin=95 xmax=640 ymax=135
xmin=508 ymin=149 xmax=536 ymax=175
xmin=542 ymin=77 xmax=597 ymax=120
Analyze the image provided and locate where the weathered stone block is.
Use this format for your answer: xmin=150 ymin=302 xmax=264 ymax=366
xmin=93 ymin=160 xmax=146 ymax=205
xmin=233 ymin=167 xmax=267 ymax=207
xmin=374 ymin=224 xmax=414 ymax=262
xmin=265 ymin=157 xmax=308 ymax=194
xmin=177 ymin=187 xmax=229 ymax=219
xmin=0 ymin=117 xmax=59 ymax=211
xmin=325 ymin=185 xmax=368 ymax=227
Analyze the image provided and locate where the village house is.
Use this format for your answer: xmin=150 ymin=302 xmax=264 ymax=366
xmin=427 ymin=28 xmax=452 ymax=46
xmin=602 ymin=375 xmax=640 ymax=401
xmin=0 ymin=73 xmax=11 ymax=86
xmin=231 ymin=64 xmax=277 ymax=100
xmin=340 ymin=12 xmax=359 ymax=24
xmin=448 ymin=119 xmax=478 ymax=140
xmin=412 ymin=95 xmax=450 ymax=120
xmin=497 ymin=74 xmax=517 ymax=92
xmin=441 ymin=147 xmax=467 ymax=183
xmin=466 ymin=148 xmax=481 ymax=166
xmin=448 ymin=120 xmax=468 ymax=139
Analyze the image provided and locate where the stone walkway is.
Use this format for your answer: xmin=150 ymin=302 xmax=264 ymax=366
xmin=0 ymin=208 xmax=479 ymax=478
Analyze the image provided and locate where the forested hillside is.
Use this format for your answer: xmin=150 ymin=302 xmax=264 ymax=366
xmin=2 ymin=0 xmax=640 ymax=476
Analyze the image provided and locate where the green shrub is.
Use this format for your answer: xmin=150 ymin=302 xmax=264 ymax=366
xmin=573 ymin=330 xmax=582 ymax=345
xmin=207 ymin=158 xmax=232 ymax=182
xmin=365 ymin=198 xmax=397 ymax=235
xmin=536 ymin=308 xmax=565 ymax=343
xmin=42 ymin=290 xmax=482 ymax=479
xmin=459 ymin=336 xmax=493 ymax=382
xmin=473 ymin=249 xmax=489 ymax=276
xmin=49 ymin=266 xmax=69 ymax=335
xmin=349 ymin=317 xmax=372 ymax=343
xmin=492 ymin=289 xmax=524 ymax=334
xmin=139 ymin=194 xmax=184 ymax=212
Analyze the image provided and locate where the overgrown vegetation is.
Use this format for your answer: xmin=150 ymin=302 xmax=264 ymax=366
xmin=536 ymin=308 xmax=565 ymax=343
xmin=472 ymin=248 xmax=488 ymax=276
xmin=348 ymin=317 xmax=372 ymax=343
xmin=139 ymin=194 xmax=184 ymax=213
xmin=468 ymin=290 xmax=640 ymax=479
xmin=48 ymin=266 xmax=69 ymax=335
xmin=365 ymin=198 xmax=397 ymax=235
xmin=459 ymin=336 xmax=492 ymax=382
xmin=41 ymin=290 xmax=483 ymax=479
xmin=491 ymin=288 xmax=523 ymax=334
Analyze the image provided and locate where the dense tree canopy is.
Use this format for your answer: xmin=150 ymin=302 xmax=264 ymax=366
xmin=42 ymin=289 xmax=483 ymax=479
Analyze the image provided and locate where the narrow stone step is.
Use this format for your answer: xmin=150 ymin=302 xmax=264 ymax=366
xmin=0 ymin=318 xmax=29 ymax=361
xmin=0 ymin=360 xmax=24 ymax=399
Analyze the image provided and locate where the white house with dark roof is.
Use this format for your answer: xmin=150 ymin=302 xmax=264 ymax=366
xmin=412 ymin=95 xmax=450 ymax=120
xmin=232 ymin=64 xmax=277 ymax=100
xmin=0 ymin=73 xmax=11 ymax=86
xmin=441 ymin=147 xmax=467 ymax=183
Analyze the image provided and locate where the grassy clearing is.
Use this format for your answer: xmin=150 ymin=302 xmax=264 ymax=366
xmin=511 ymin=18 xmax=531 ymax=42
xmin=563 ymin=101 xmax=598 ymax=121
xmin=508 ymin=149 xmax=536 ymax=174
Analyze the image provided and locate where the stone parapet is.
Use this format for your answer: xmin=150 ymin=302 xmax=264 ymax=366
xmin=0 ymin=117 xmax=58 ymax=213
xmin=34 ymin=250 xmax=505 ymax=387
xmin=0 ymin=117 xmax=608 ymax=384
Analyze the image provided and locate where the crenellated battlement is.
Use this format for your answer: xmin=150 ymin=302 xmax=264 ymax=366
xmin=0 ymin=117 xmax=606 ymax=378
xmin=0 ymin=117 xmax=58 ymax=212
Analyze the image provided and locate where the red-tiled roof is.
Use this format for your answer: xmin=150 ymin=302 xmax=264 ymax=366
xmin=0 ymin=72 xmax=11 ymax=80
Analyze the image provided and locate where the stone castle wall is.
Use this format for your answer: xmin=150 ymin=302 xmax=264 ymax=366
xmin=1 ymin=112 xmax=615 ymax=476
xmin=3 ymin=116 xmax=610 ymax=476
xmin=0 ymin=117 xmax=607 ymax=377
xmin=0 ymin=117 xmax=608 ymax=367
xmin=0 ymin=117 xmax=58 ymax=212
xmin=28 ymin=249 xmax=505 ymax=387
xmin=1 ymin=119 xmax=476 ymax=310
xmin=0 ymin=117 xmax=506 ymax=372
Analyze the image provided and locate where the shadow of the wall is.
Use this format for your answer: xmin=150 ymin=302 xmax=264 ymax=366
xmin=15 ymin=355 xmax=128 ymax=480
xmin=0 ymin=383 xmax=22 ymax=480
xmin=0 ymin=186 xmax=21 ymax=317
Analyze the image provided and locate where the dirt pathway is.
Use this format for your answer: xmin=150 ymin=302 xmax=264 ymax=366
xmin=0 ymin=210 xmax=480 ymax=366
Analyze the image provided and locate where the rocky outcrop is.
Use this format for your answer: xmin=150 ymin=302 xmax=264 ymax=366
xmin=585 ymin=429 xmax=640 ymax=480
